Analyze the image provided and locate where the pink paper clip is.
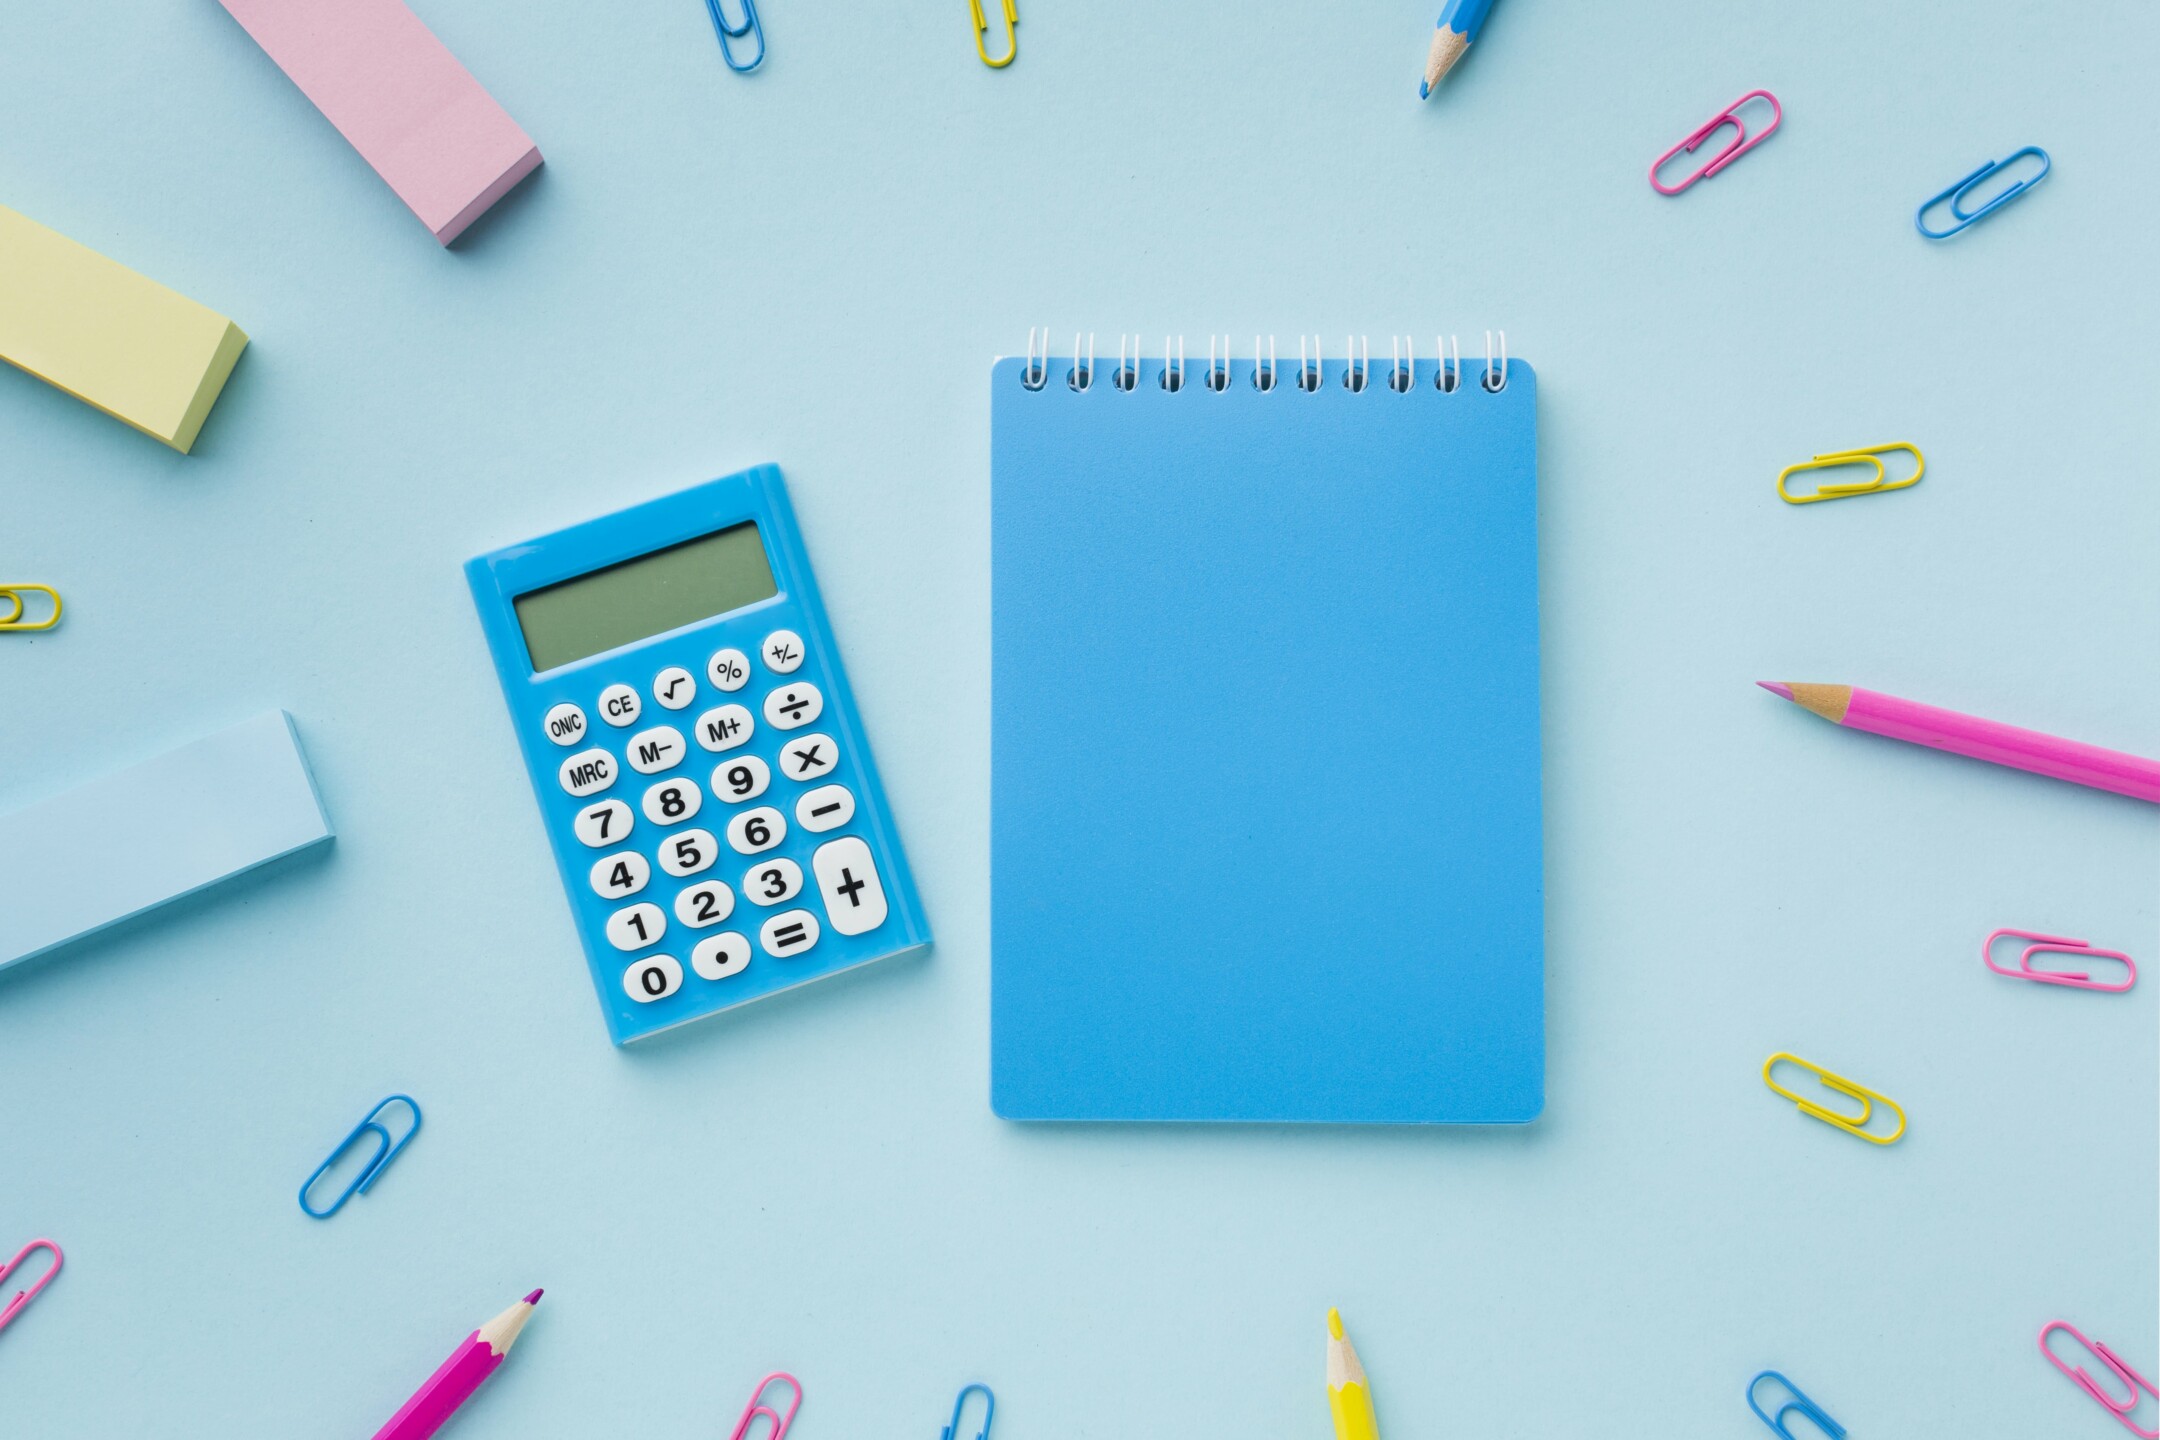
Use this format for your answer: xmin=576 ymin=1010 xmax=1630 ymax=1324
xmin=0 ymin=1239 xmax=62 ymax=1337
xmin=1984 ymin=928 xmax=2137 ymax=993
xmin=2041 ymin=1321 xmax=2160 ymax=1438
xmin=728 ymin=1372 xmax=802 ymax=1440
xmin=1650 ymin=90 xmax=1782 ymax=195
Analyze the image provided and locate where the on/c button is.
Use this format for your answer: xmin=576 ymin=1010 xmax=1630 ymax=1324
xmin=811 ymin=837 xmax=887 ymax=936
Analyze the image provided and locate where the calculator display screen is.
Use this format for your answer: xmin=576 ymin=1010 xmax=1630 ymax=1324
xmin=513 ymin=522 xmax=778 ymax=672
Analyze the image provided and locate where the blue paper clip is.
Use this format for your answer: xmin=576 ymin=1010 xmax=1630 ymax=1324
xmin=298 ymin=1095 xmax=422 ymax=1218
xmin=1748 ymin=1371 xmax=1845 ymax=1439
xmin=942 ymin=1383 xmax=994 ymax=1440
xmin=704 ymin=0 xmax=766 ymax=72
xmin=1916 ymin=147 xmax=2050 ymax=239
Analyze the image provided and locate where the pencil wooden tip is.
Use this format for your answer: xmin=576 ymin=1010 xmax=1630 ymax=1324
xmin=1423 ymin=29 xmax=1470 ymax=93
xmin=1757 ymin=681 xmax=1794 ymax=701
xmin=1328 ymin=1307 xmax=1344 ymax=1340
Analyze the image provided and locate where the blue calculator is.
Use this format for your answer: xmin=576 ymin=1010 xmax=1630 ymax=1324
xmin=466 ymin=465 xmax=930 ymax=1044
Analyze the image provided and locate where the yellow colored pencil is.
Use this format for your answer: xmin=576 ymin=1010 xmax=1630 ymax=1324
xmin=1327 ymin=1308 xmax=1380 ymax=1440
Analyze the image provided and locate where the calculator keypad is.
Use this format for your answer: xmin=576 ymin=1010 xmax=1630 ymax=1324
xmin=556 ymin=625 xmax=899 ymax=1002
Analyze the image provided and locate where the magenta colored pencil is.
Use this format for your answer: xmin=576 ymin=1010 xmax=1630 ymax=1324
xmin=1760 ymin=682 xmax=2160 ymax=803
xmin=372 ymin=1290 xmax=543 ymax=1440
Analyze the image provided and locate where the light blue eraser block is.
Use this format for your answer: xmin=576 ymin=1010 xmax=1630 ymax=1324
xmin=0 ymin=711 xmax=333 ymax=970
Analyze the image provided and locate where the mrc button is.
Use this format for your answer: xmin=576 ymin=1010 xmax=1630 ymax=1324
xmin=558 ymin=747 xmax=618 ymax=797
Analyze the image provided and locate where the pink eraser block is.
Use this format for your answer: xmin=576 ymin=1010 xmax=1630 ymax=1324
xmin=217 ymin=0 xmax=542 ymax=244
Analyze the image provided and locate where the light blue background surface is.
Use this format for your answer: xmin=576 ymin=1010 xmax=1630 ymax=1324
xmin=1 ymin=3 xmax=2152 ymax=1436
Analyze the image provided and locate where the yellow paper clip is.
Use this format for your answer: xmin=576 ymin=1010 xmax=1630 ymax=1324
xmin=969 ymin=0 xmax=1017 ymax=67
xmin=0 ymin=584 xmax=62 ymax=632
xmin=1777 ymin=442 xmax=1924 ymax=504
xmin=1762 ymin=1052 xmax=1906 ymax=1145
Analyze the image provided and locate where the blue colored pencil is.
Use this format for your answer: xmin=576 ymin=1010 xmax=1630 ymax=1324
xmin=1420 ymin=0 xmax=1496 ymax=98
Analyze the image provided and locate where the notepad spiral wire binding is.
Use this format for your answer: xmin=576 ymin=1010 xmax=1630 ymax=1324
xmin=1018 ymin=330 xmax=1507 ymax=395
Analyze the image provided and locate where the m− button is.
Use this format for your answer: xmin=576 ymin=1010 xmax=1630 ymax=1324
xmin=625 ymin=725 xmax=686 ymax=774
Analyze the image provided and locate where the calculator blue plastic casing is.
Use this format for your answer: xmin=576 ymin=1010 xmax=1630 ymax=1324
xmin=465 ymin=465 xmax=930 ymax=1044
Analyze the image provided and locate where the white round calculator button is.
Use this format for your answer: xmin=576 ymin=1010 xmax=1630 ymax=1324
xmin=707 ymin=647 xmax=751 ymax=692
xmin=624 ymin=725 xmax=687 ymax=774
xmin=726 ymin=806 xmax=787 ymax=854
xmin=605 ymin=902 xmax=666 ymax=952
xmin=712 ymin=754 xmax=771 ymax=804
xmin=657 ymin=827 xmax=720 ymax=878
xmin=674 ymin=880 xmax=735 ymax=928
xmin=758 ymin=908 xmax=821 ymax=958
xmin=573 ymin=799 xmax=634 ymax=848
xmin=763 ymin=682 xmax=823 ymax=731
xmin=795 ymin=784 xmax=855 ymax=833
xmin=542 ymin=702 xmax=588 ymax=747
xmin=741 ymin=857 xmax=804 ymax=907
xmin=622 ymin=953 xmax=684 ymax=1003
xmin=652 ymin=666 xmax=697 ymax=710
xmin=590 ymin=850 xmax=651 ymax=899
xmin=558 ymin=748 xmax=618 ymax=797
xmin=760 ymin=630 xmax=805 ymax=674
xmin=690 ymin=932 xmax=752 ymax=981
xmin=641 ymin=777 xmax=702 ymax=826
xmin=626 ymin=721 xmax=682 ymax=777
xmin=812 ymin=837 xmax=888 ymax=936
xmin=598 ymin=683 xmax=642 ymax=727
xmin=693 ymin=703 xmax=755 ymax=753
xmin=777 ymin=733 xmax=838 ymax=783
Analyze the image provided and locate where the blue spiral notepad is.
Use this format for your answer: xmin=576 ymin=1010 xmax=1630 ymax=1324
xmin=991 ymin=346 xmax=1544 ymax=1123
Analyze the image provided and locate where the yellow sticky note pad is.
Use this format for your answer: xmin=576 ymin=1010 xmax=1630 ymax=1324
xmin=0 ymin=205 xmax=248 ymax=453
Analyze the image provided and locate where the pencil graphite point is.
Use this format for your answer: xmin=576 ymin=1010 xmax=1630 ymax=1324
xmin=524 ymin=1289 xmax=544 ymax=1304
xmin=1328 ymin=1306 xmax=1344 ymax=1340
xmin=1757 ymin=681 xmax=1794 ymax=701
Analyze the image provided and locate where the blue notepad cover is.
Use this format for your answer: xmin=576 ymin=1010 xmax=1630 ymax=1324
xmin=991 ymin=355 xmax=1544 ymax=1122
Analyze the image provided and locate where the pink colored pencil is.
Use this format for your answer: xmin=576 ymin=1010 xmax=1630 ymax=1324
xmin=372 ymin=1289 xmax=543 ymax=1440
xmin=1759 ymin=682 xmax=2160 ymax=804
